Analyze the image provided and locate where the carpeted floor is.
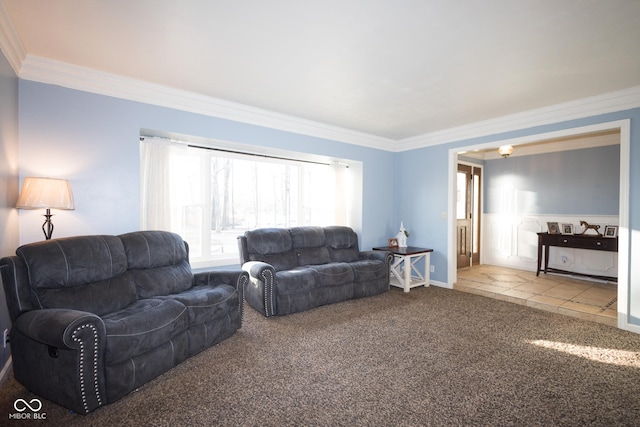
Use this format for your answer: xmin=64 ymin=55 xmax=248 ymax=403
xmin=1 ymin=286 xmax=639 ymax=426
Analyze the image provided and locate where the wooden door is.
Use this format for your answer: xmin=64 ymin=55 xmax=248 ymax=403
xmin=457 ymin=163 xmax=482 ymax=268
xmin=457 ymin=164 xmax=472 ymax=268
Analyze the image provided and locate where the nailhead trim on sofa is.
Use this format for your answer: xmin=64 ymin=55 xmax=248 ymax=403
xmin=72 ymin=323 xmax=102 ymax=413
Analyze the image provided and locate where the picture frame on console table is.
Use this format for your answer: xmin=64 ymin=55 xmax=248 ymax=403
xmin=388 ymin=237 xmax=399 ymax=247
xmin=547 ymin=222 xmax=560 ymax=234
xmin=604 ymin=225 xmax=618 ymax=238
xmin=561 ymin=223 xmax=574 ymax=235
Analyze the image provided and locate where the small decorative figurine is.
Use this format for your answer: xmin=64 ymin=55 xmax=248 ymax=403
xmin=396 ymin=222 xmax=409 ymax=247
xmin=579 ymin=220 xmax=602 ymax=236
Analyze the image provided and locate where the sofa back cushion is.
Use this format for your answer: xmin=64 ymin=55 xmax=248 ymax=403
xmin=324 ymin=226 xmax=360 ymax=262
xmin=244 ymin=228 xmax=297 ymax=271
xmin=16 ymin=235 xmax=136 ymax=316
xmin=291 ymin=226 xmax=330 ymax=266
xmin=119 ymin=231 xmax=193 ymax=298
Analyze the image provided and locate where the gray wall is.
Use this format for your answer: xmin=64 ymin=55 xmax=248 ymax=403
xmin=484 ymin=144 xmax=620 ymax=215
xmin=0 ymin=49 xmax=19 ymax=375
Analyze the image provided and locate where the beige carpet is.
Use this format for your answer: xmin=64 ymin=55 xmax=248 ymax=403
xmin=1 ymin=286 xmax=639 ymax=426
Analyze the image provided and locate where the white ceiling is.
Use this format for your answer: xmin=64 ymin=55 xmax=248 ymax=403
xmin=3 ymin=0 xmax=640 ymax=143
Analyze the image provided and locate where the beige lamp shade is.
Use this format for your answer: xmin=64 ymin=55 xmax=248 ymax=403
xmin=16 ymin=177 xmax=75 ymax=210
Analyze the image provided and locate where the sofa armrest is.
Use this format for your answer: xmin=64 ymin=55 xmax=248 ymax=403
xmin=360 ymin=250 xmax=394 ymax=284
xmin=14 ymin=308 xmax=106 ymax=350
xmin=193 ymin=270 xmax=248 ymax=320
xmin=193 ymin=270 xmax=248 ymax=291
xmin=11 ymin=309 xmax=107 ymax=414
xmin=242 ymin=260 xmax=273 ymax=278
xmin=360 ymin=250 xmax=393 ymax=264
xmin=241 ymin=261 xmax=276 ymax=317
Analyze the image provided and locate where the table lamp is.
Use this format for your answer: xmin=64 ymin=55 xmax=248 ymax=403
xmin=16 ymin=177 xmax=75 ymax=240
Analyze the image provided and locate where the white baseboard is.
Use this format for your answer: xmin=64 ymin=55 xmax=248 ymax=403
xmin=429 ymin=279 xmax=451 ymax=289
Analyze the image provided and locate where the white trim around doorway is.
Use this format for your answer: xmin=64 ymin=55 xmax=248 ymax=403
xmin=447 ymin=119 xmax=632 ymax=332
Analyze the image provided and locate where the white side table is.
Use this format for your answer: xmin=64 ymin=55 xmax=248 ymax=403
xmin=373 ymin=246 xmax=433 ymax=292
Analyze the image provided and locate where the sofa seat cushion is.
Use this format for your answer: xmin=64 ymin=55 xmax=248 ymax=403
xmin=349 ymin=259 xmax=388 ymax=282
xmin=275 ymin=268 xmax=316 ymax=295
xmin=157 ymin=284 xmax=238 ymax=325
xmin=307 ymin=263 xmax=354 ymax=287
xmin=103 ymin=298 xmax=189 ymax=364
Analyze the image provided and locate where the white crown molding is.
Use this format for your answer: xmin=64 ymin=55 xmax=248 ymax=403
xmin=0 ymin=0 xmax=26 ymax=75
xmin=396 ymin=86 xmax=640 ymax=152
xmin=12 ymin=54 xmax=640 ymax=154
xmin=18 ymin=55 xmax=396 ymax=151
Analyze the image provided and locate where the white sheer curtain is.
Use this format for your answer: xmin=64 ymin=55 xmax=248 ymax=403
xmin=331 ymin=162 xmax=348 ymax=226
xmin=140 ymin=135 xmax=360 ymax=266
xmin=140 ymin=137 xmax=187 ymax=231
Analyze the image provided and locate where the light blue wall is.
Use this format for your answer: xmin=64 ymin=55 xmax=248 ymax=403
xmin=0 ymin=50 xmax=19 ymax=374
xmin=394 ymin=143 xmax=450 ymax=275
xmin=458 ymin=155 xmax=484 ymax=166
xmin=12 ymin=78 xmax=640 ymax=329
xmin=484 ymin=145 xmax=620 ymax=215
xmin=18 ymin=80 xmax=395 ymax=252
xmin=0 ymin=54 xmax=19 ymax=256
xmin=397 ymin=109 xmax=640 ymax=326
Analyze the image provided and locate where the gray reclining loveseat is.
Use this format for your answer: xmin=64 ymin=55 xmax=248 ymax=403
xmin=238 ymin=226 xmax=393 ymax=317
xmin=0 ymin=230 xmax=247 ymax=414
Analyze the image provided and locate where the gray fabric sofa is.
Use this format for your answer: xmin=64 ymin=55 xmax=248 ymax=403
xmin=0 ymin=230 xmax=247 ymax=415
xmin=238 ymin=226 xmax=393 ymax=317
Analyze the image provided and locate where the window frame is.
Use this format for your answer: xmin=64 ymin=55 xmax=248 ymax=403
xmin=140 ymin=132 xmax=363 ymax=268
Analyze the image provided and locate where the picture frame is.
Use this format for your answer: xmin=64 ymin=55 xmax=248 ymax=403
xmin=604 ymin=225 xmax=618 ymax=238
xmin=388 ymin=237 xmax=399 ymax=247
xmin=547 ymin=222 xmax=560 ymax=234
xmin=561 ymin=223 xmax=574 ymax=235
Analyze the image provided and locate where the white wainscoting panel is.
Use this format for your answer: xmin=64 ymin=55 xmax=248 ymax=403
xmin=482 ymin=214 xmax=618 ymax=278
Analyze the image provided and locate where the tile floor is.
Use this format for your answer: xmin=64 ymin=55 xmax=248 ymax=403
xmin=455 ymin=265 xmax=618 ymax=327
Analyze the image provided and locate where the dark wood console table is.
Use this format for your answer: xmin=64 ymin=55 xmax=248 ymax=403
xmin=537 ymin=232 xmax=618 ymax=282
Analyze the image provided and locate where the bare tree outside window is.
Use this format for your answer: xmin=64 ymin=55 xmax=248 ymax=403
xmin=140 ymin=140 xmax=349 ymax=267
xmin=140 ymin=136 xmax=359 ymax=267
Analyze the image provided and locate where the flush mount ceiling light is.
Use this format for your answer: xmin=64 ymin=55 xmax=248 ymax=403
xmin=498 ymin=145 xmax=514 ymax=158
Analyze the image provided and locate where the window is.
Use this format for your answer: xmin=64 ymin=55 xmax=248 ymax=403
xmin=140 ymin=136 xmax=359 ymax=267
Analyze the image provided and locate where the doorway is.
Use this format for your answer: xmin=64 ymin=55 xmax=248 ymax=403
xmin=447 ymin=119 xmax=632 ymax=332
xmin=456 ymin=163 xmax=481 ymax=269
